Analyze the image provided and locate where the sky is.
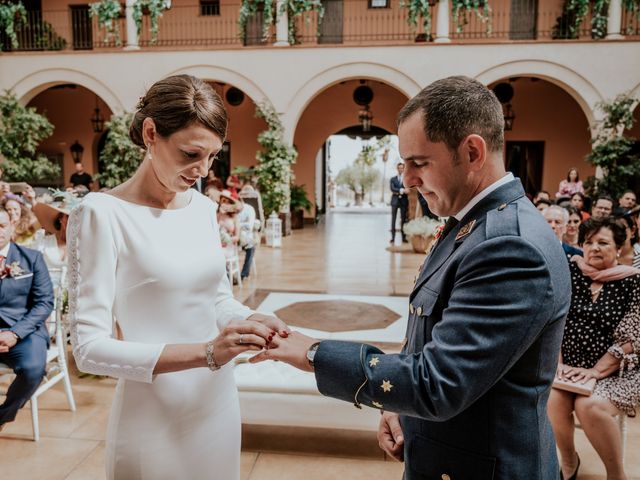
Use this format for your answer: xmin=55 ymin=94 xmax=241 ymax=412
xmin=326 ymin=134 xmax=401 ymax=181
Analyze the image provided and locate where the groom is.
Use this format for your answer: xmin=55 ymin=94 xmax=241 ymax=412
xmin=254 ymin=77 xmax=572 ymax=479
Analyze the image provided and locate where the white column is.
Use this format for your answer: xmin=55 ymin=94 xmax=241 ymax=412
xmin=606 ymin=0 xmax=624 ymax=40
xmin=434 ymin=0 xmax=451 ymax=43
xmin=124 ymin=0 xmax=140 ymax=50
xmin=274 ymin=0 xmax=290 ymax=46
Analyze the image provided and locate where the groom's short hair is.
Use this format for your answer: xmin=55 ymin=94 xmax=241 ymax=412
xmin=397 ymin=76 xmax=505 ymax=153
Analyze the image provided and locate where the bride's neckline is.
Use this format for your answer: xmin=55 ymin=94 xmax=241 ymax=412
xmin=98 ymin=190 xmax=195 ymax=212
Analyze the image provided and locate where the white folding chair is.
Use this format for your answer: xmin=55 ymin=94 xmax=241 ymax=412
xmin=225 ymin=246 xmax=242 ymax=287
xmin=0 ymin=268 xmax=76 ymax=441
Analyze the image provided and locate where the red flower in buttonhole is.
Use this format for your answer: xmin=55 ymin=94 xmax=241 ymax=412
xmin=432 ymin=224 xmax=445 ymax=241
xmin=0 ymin=261 xmax=26 ymax=279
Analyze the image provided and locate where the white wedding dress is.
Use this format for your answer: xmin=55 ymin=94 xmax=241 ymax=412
xmin=67 ymin=191 xmax=252 ymax=480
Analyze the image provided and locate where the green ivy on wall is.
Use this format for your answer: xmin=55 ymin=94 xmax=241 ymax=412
xmin=238 ymin=0 xmax=276 ymax=43
xmin=0 ymin=1 xmax=27 ymax=50
xmin=282 ymin=0 xmax=324 ymax=44
xmin=451 ymin=0 xmax=491 ymax=33
xmin=254 ymin=101 xmax=297 ymax=215
xmin=238 ymin=0 xmax=323 ymax=44
xmin=0 ymin=90 xmax=60 ymax=183
xmin=584 ymin=94 xmax=640 ymax=200
xmin=89 ymin=0 xmax=123 ymax=46
xmin=132 ymin=0 xmax=169 ymax=45
xmin=553 ymin=0 xmax=640 ymax=39
xmin=95 ymin=112 xmax=145 ymax=188
xmin=401 ymin=0 xmax=433 ymax=37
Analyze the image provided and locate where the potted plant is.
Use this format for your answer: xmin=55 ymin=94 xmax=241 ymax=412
xmin=402 ymin=216 xmax=444 ymax=254
xmin=289 ymin=184 xmax=312 ymax=229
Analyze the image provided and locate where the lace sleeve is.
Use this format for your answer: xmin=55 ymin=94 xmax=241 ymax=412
xmin=607 ymin=280 xmax=640 ymax=375
xmin=67 ymin=199 xmax=165 ymax=383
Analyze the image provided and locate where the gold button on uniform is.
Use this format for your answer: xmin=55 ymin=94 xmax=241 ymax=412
xmin=416 ymin=306 xmax=423 ymax=316
xmin=441 ymin=474 xmax=451 ymax=480
xmin=409 ymin=304 xmax=415 ymax=314
xmin=498 ymin=203 xmax=507 ymax=211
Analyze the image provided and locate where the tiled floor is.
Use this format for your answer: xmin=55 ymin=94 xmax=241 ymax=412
xmin=0 ymin=212 xmax=637 ymax=479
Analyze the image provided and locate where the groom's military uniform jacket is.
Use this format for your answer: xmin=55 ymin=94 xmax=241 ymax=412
xmin=314 ymin=180 xmax=571 ymax=480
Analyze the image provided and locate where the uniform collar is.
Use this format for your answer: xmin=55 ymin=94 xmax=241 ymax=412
xmin=454 ymin=173 xmax=514 ymax=221
xmin=0 ymin=242 xmax=10 ymax=258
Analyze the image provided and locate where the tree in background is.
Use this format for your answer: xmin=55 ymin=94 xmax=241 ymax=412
xmin=336 ymin=142 xmax=381 ymax=206
xmin=0 ymin=90 xmax=60 ymax=183
xmin=95 ymin=112 xmax=145 ymax=188
xmin=584 ymin=94 xmax=640 ymax=200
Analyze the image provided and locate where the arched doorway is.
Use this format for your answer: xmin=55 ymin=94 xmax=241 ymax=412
xmin=293 ymin=79 xmax=409 ymax=216
xmin=487 ymin=76 xmax=592 ymax=198
xmin=204 ymin=81 xmax=267 ymax=191
xmin=26 ymin=83 xmax=113 ymax=188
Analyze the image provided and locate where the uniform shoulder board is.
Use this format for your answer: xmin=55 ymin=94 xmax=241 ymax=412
xmin=486 ymin=202 xmax=519 ymax=238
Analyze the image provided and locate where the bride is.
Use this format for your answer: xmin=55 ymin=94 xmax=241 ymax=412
xmin=67 ymin=74 xmax=288 ymax=480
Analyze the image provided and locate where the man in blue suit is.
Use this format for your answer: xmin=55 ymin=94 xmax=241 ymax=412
xmin=390 ymin=163 xmax=409 ymax=243
xmin=0 ymin=206 xmax=53 ymax=430
xmin=254 ymin=77 xmax=571 ymax=479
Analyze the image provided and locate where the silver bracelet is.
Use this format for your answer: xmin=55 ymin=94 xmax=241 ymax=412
xmin=205 ymin=341 xmax=221 ymax=372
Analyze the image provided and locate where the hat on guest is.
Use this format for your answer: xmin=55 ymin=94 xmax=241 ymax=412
xmin=32 ymin=190 xmax=81 ymax=234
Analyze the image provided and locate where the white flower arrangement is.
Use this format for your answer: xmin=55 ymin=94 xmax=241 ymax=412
xmin=403 ymin=216 xmax=444 ymax=237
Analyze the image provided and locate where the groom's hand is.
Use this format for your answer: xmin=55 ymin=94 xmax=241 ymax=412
xmin=249 ymin=331 xmax=317 ymax=372
xmin=378 ymin=412 xmax=404 ymax=462
xmin=247 ymin=313 xmax=290 ymax=338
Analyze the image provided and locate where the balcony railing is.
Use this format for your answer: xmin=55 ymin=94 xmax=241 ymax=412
xmin=1 ymin=0 xmax=637 ymax=53
xmin=622 ymin=5 xmax=640 ymax=36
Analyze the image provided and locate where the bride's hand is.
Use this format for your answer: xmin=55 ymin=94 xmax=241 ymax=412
xmin=247 ymin=313 xmax=290 ymax=338
xmin=210 ymin=319 xmax=275 ymax=366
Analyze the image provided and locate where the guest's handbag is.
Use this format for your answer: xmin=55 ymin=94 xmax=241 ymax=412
xmin=552 ymin=374 xmax=596 ymax=396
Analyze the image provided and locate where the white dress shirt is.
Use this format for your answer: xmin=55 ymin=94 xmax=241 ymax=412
xmin=454 ymin=173 xmax=514 ymax=221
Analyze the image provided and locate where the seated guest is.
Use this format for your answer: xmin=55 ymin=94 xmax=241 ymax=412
xmin=556 ymin=167 xmax=584 ymax=200
xmin=236 ymin=198 xmax=258 ymax=280
xmin=614 ymin=190 xmax=637 ymax=217
xmin=225 ymin=175 xmax=241 ymax=199
xmin=592 ymin=195 xmax=614 ymax=219
xmin=0 ymin=206 xmax=54 ymax=431
xmin=535 ymin=198 xmax=552 ymax=212
xmin=542 ymin=205 xmax=582 ymax=259
xmin=548 ymin=217 xmax=640 ymax=480
xmin=2 ymin=197 xmax=38 ymax=246
xmin=533 ymin=190 xmax=550 ymax=204
xmin=570 ymin=192 xmax=590 ymax=221
xmin=217 ymin=190 xmax=240 ymax=255
xmin=615 ymin=215 xmax=639 ymax=267
xmin=32 ymin=199 xmax=74 ymax=289
xmin=563 ymin=206 xmax=582 ymax=250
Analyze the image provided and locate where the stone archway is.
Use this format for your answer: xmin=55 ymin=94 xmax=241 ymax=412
xmin=476 ymin=60 xmax=602 ymax=125
xmin=26 ymin=84 xmax=114 ymax=187
xmin=13 ymin=68 xmax=123 ymax=113
xmin=487 ymin=76 xmax=592 ymax=197
xmin=292 ymin=78 xmax=409 ymax=215
xmin=283 ymin=62 xmax=420 ymax=144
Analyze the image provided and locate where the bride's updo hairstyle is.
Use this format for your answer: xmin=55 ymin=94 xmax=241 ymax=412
xmin=130 ymin=74 xmax=228 ymax=149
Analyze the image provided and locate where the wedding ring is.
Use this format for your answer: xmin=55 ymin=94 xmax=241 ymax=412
xmin=238 ymin=334 xmax=244 ymax=345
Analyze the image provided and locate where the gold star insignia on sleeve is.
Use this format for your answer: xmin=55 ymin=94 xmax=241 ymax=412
xmin=369 ymin=357 xmax=380 ymax=367
xmin=381 ymin=380 xmax=393 ymax=392
xmin=372 ymin=401 xmax=383 ymax=409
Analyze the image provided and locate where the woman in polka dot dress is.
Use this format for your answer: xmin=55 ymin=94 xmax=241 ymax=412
xmin=549 ymin=217 xmax=640 ymax=480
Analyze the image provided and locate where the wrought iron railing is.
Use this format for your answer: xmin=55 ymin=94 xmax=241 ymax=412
xmin=1 ymin=0 xmax=635 ymax=53
xmin=621 ymin=6 xmax=640 ymax=37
